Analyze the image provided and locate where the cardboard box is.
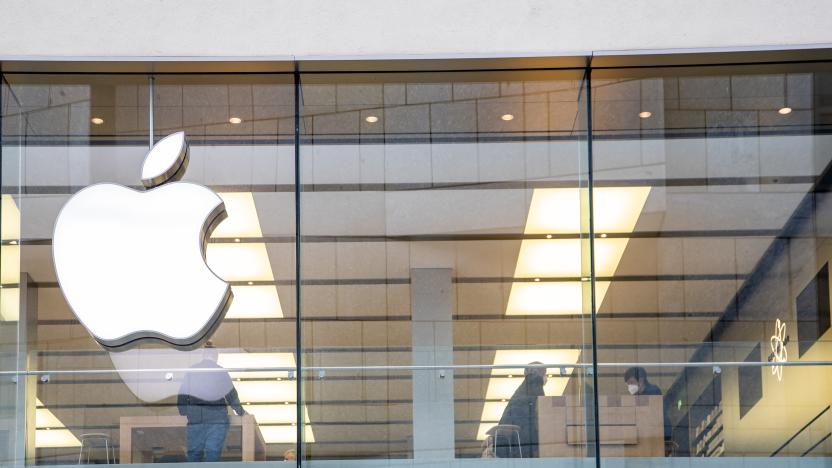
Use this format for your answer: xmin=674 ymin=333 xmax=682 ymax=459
xmin=538 ymin=395 xmax=664 ymax=457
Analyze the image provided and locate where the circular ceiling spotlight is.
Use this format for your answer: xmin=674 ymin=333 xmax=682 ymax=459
xmin=229 ymin=117 xmax=242 ymax=124
xmin=365 ymin=115 xmax=379 ymax=123
xmin=778 ymin=107 xmax=793 ymax=115
xmin=638 ymin=111 xmax=652 ymax=119
xmin=90 ymin=117 xmax=104 ymax=125
xmin=501 ymin=114 xmax=515 ymax=121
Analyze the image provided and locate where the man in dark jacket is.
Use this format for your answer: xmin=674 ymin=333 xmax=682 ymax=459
xmin=496 ymin=362 xmax=547 ymax=458
xmin=624 ymin=366 xmax=661 ymax=396
xmin=177 ymin=343 xmax=245 ymax=462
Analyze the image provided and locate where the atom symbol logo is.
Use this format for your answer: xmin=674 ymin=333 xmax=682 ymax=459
xmin=770 ymin=319 xmax=788 ymax=382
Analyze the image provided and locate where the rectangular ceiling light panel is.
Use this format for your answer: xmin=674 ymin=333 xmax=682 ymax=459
xmin=259 ymin=426 xmax=315 ymax=444
xmin=35 ymin=408 xmax=64 ymax=428
xmin=513 ymin=239 xmax=632 ymax=279
xmin=242 ymin=404 xmax=312 ymax=424
xmin=213 ymin=193 xmax=264 ymax=238
xmin=0 ymin=245 xmax=20 ymax=285
xmin=523 ymin=187 xmax=650 ymax=236
xmin=506 ymin=281 xmax=610 ymax=316
xmin=2 ymin=195 xmax=21 ymax=320
xmin=1 ymin=195 xmax=20 ymax=241
xmin=35 ymin=429 xmax=83 ymax=449
xmin=0 ymin=288 xmax=20 ymax=321
xmin=218 ymin=352 xmax=295 ymax=380
xmin=35 ymin=398 xmax=81 ymax=448
xmin=233 ymin=380 xmax=297 ymax=403
xmin=207 ymin=243 xmax=275 ymax=282
xmin=207 ymin=193 xmax=282 ymax=319
xmin=226 ymin=285 xmax=283 ymax=319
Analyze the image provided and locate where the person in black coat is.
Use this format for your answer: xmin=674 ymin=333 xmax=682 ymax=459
xmin=496 ymin=362 xmax=547 ymax=458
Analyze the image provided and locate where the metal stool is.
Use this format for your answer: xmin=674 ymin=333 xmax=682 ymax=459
xmin=78 ymin=433 xmax=115 ymax=464
xmin=485 ymin=424 xmax=522 ymax=458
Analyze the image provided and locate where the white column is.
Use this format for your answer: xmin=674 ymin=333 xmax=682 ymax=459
xmin=410 ymin=268 xmax=455 ymax=458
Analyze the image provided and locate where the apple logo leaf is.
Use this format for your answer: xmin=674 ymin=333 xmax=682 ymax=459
xmin=141 ymin=131 xmax=189 ymax=188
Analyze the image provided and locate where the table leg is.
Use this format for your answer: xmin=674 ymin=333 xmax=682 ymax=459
xmin=119 ymin=423 xmax=132 ymax=464
xmin=242 ymin=417 xmax=254 ymax=462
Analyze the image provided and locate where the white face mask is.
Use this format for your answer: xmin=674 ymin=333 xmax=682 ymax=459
xmin=627 ymin=384 xmax=639 ymax=395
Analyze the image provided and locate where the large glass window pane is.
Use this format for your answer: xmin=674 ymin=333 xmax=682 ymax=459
xmin=591 ymin=63 xmax=832 ymax=461
xmin=298 ymin=70 xmax=595 ymax=465
xmin=153 ymin=74 xmax=297 ymax=462
xmin=0 ymin=73 xmax=295 ymax=464
xmin=2 ymin=74 xmax=153 ymax=466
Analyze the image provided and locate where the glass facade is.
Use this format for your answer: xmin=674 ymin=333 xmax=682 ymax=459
xmin=1 ymin=59 xmax=832 ymax=467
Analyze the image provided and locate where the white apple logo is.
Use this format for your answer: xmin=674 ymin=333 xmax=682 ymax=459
xmin=53 ymin=132 xmax=233 ymax=349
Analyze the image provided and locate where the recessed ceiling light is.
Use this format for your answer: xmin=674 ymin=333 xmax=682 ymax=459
xmin=365 ymin=115 xmax=379 ymax=123
xmin=501 ymin=114 xmax=515 ymax=121
xmin=534 ymin=278 xmax=541 ymax=282
xmin=546 ymin=234 xmax=552 ymax=239
xmin=600 ymin=233 xmax=607 ymax=238
xmin=229 ymin=117 xmax=242 ymax=124
xmin=778 ymin=107 xmax=793 ymax=115
xmin=638 ymin=111 xmax=652 ymax=119
xmin=90 ymin=117 xmax=104 ymax=125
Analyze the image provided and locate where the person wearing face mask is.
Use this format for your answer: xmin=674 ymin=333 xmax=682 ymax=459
xmin=623 ymin=367 xmax=661 ymax=396
xmin=623 ymin=367 xmax=672 ymax=454
xmin=496 ymin=362 xmax=547 ymax=458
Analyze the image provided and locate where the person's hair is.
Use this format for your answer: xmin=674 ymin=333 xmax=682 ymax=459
xmin=623 ymin=366 xmax=649 ymax=383
xmin=524 ymin=361 xmax=545 ymax=377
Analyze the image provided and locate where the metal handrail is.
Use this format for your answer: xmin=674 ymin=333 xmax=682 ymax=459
xmin=0 ymin=359 xmax=829 ymax=376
